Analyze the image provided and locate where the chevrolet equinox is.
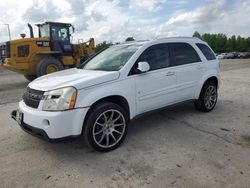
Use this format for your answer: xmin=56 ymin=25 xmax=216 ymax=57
xmin=12 ymin=37 xmax=220 ymax=152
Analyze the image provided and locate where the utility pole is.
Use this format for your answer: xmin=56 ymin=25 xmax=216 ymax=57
xmin=4 ymin=24 xmax=11 ymax=41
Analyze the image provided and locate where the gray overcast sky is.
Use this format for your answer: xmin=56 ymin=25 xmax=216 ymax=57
xmin=0 ymin=0 xmax=249 ymax=43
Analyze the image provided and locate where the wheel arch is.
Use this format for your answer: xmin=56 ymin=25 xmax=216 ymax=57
xmin=85 ymin=95 xmax=130 ymax=119
xmin=196 ymin=75 xmax=219 ymax=99
xmin=204 ymin=76 xmax=218 ymax=87
xmin=81 ymin=95 xmax=131 ymax=135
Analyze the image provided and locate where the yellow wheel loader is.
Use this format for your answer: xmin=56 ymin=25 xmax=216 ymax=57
xmin=0 ymin=22 xmax=95 ymax=81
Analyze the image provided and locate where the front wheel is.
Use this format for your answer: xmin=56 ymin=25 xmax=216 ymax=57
xmin=83 ymin=102 xmax=128 ymax=152
xmin=194 ymin=81 xmax=218 ymax=112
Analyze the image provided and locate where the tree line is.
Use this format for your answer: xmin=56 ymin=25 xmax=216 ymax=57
xmin=95 ymin=37 xmax=135 ymax=52
xmin=193 ymin=31 xmax=250 ymax=53
xmin=95 ymin=33 xmax=250 ymax=53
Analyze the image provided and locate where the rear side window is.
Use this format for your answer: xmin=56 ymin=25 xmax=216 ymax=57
xmin=170 ymin=43 xmax=200 ymax=66
xmin=196 ymin=43 xmax=216 ymax=60
xmin=137 ymin=44 xmax=170 ymax=71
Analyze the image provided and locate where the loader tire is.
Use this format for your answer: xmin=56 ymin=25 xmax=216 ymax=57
xmin=36 ymin=57 xmax=64 ymax=77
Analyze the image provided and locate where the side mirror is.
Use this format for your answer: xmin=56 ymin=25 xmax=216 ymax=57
xmin=137 ymin=61 xmax=150 ymax=73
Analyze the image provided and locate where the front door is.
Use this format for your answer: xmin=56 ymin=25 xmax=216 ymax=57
xmin=130 ymin=43 xmax=177 ymax=114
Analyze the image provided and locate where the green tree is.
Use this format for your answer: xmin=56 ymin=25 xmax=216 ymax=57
xmin=236 ymin=36 xmax=246 ymax=51
xmin=193 ymin=31 xmax=202 ymax=39
xmin=247 ymin=37 xmax=250 ymax=51
xmin=202 ymin=33 xmax=217 ymax=52
xmin=231 ymin=35 xmax=236 ymax=51
xmin=125 ymin=37 xmax=135 ymax=41
xmin=226 ymin=38 xmax=233 ymax=52
xmin=216 ymin=34 xmax=227 ymax=53
xmin=95 ymin=41 xmax=113 ymax=53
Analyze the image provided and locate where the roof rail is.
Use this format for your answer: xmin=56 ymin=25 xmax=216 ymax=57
xmin=115 ymin=40 xmax=149 ymax=45
xmin=112 ymin=37 xmax=204 ymax=46
xmin=156 ymin=36 xmax=202 ymax=40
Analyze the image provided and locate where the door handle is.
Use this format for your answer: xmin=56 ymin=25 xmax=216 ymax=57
xmin=166 ymin=71 xmax=175 ymax=76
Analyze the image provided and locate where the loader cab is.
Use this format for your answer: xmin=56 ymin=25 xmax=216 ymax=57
xmin=37 ymin=22 xmax=73 ymax=55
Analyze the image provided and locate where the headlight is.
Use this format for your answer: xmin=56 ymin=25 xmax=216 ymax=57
xmin=42 ymin=87 xmax=77 ymax=111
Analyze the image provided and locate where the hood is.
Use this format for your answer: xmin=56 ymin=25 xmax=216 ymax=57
xmin=28 ymin=68 xmax=120 ymax=91
xmin=11 ymin=37 xmax=49 ymax=45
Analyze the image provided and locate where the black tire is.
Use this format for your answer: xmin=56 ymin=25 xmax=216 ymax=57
xmin=83 ymin=102 xmax=128 ymax=152
xmin=194 ymin=81 xmax=218 ymax=112
xmin=24 ymin=75 xmax=36 ymax=81
xmin=36 ymin=57 xmax=64 ymax=77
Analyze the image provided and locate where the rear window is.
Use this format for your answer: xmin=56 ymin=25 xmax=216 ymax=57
xmin=170 ymin=43 xmax=201 ymax=66
xmin=196 ymin=43 xmax=216 ymax=60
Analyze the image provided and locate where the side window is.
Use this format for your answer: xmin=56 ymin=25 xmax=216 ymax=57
xmin=51 ymin=25 xmax=69 ymax=41
xmin=196 ymin=43 xmax=216 ymax=60
xmin=137 ymin=44 xmax=170 ymax=71
xmin=171 ymin=43 xmax=201 ymax=66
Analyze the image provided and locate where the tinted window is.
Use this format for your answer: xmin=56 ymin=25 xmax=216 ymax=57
xmin=171 ymin=43 xmax=200 ymax=66
xmin=137 ymin=44 xmax=170 ymax=71
xmin=196 ymin=43 xmax=216 ymax=60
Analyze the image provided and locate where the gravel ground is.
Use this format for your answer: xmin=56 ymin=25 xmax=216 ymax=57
xmin=0 ymin=59 xmax=250 ymax=188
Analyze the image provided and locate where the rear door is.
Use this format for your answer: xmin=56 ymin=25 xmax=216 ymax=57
xmin=170 ymin=42 xmax=203 ymax=102
xmin=130 ymin=43 xmax=177 ymax=114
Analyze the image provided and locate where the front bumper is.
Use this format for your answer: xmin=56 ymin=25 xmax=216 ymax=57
xmin=3 ymin=58 xmax=29 ymax=74
xmin=11 ymin=110 xmax=61 ymax=141
xmin=12 ymin=101 xmax=89 ymax=140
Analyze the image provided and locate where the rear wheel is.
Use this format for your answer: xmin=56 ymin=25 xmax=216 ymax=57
xmin=83 ymin=102 xmax=128 ymax=152
xmin=36 ymin=57 xmax=64 ymax=77
xmin=24 ymin=75 xmax=36 ymax=81
xmin=194 ymin=81 xmax=218 ymax=112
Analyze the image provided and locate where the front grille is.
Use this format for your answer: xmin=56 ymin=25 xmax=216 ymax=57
xmin=23 ymin=87 xmax=45 ymax=109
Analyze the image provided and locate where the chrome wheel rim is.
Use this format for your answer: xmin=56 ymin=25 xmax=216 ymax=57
xmin=204 ymin=85 xmax=217 ymax=110
xmin=93 ymin=109 xmax=126 ymax=148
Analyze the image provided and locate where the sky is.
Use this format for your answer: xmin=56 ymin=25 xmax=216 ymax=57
xmin=0 ymin=0 xmax=249 ymax=44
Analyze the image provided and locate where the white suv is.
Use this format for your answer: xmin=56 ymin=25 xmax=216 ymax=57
xmin=12 ymin=37 xmax=220 ymax=151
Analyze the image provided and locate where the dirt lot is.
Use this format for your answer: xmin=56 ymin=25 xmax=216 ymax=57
xmin=0 ymin=59 xmax=250 ymax=188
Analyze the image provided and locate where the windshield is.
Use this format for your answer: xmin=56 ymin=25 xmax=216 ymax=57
xmin=83 ymin=45 xmax=140 ymax=71
xmin=40 ymin=24 xmax=50 ymax=37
